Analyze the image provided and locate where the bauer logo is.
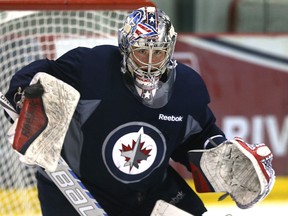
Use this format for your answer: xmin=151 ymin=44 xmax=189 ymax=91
xmin=158 ymin=114 xmax=183 ymax=122
xmin=49 ymin=169 xmax=107 ymax=216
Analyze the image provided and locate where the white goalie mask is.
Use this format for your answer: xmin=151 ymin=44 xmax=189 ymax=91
xmin=118 ymin=7 xmax=177 ymax=108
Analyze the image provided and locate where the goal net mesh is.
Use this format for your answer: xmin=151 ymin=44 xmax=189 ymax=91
xmin=0 ymin=8 xmax=131 ymax=216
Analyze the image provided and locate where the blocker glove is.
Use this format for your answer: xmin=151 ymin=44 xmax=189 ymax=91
xmin=7 ymin=72 xmax=80 ymax=172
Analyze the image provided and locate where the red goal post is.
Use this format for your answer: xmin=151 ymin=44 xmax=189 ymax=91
xmin=0 ymin=0 xmax=155 ymax=10
xmin=0 ymin=1 xmax=155 ymax=216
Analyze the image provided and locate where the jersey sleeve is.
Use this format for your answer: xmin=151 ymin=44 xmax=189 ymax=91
xmin=170 ymin=63 xmax=227 ymax=170
xmin=171 ymin=107 xmax=226 ymax=170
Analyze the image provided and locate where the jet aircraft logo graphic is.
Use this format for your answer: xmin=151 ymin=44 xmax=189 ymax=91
xmin=102 ymin=122 xmax=166 ymax=183
xmin=120 ymin=127 xmax=152 ymax=171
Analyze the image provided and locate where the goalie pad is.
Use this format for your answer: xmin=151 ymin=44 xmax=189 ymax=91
xmin=12 ymin=72 xmax=80 ymax=172
xmin=188 ymin=137 xmax=275 ymax=209
xmin=150 ymin=200 xmax=193 ymax=216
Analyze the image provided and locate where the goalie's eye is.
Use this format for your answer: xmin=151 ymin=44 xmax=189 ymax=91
xmin=132 ymin=48 xmax=167 ymax=65
xmin=136 ymin=49 xmax=147 ymax=55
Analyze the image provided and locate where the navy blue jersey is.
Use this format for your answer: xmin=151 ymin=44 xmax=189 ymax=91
xmin=5 ymin=45 xmax=226 ymax=216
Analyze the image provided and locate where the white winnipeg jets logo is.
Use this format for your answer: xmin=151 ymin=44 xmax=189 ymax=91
xmin=112 ymin=127 xmax=157 ymax=175
xmin=102 ymin=122 xmax=166 ymax=183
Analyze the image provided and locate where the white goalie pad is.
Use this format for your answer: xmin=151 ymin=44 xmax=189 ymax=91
xmin=151 ymin=200 xmax=193 ymax=216
xmin=12 ymin=72 xmax=80 ymax=172
xmin=188 ymin=137 xmax=275 ymax=209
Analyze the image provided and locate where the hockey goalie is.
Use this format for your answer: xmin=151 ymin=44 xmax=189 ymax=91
xmin=3 ymin=6 xmax=275 ymax=216
xmin=5 ymin=75 xmax=275 ymax=216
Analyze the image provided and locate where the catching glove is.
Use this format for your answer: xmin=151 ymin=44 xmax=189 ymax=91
xmin=188 ymin=137 xmax=275 ymax=209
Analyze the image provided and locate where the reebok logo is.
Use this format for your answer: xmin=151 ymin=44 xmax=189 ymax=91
xmin=169 ymin=191 xmax=185 ymax=205
xmin=158 ymin=114 xmax=183 ymax=122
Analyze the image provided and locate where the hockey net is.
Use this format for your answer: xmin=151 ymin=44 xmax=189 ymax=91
xmin=0 ymin=0 xmax=155 ymax=215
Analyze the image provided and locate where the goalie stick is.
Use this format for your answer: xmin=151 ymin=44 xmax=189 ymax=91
xmin=0 ymin=91 xmax=108 ymax=216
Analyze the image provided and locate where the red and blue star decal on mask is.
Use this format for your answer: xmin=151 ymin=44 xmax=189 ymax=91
xmin=130 ymin=7 xmax=158 ymax=43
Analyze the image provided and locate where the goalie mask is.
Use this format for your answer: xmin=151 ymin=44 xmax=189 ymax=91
xmin=118 ymin=6 xmax=177 ymax=108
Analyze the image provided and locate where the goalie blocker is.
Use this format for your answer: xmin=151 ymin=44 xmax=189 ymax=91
xmin=11 ymin=72 xmax=80 ymax=172
xmin=188 ymin=137 xmax=275 ymax=209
